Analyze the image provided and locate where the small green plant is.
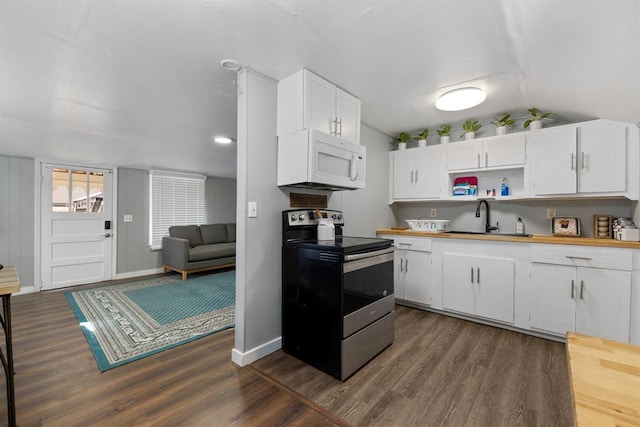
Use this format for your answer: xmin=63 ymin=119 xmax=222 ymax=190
xmin=523 ymin=108 xmax=551 ymax=128
xmin=461 ymin=120 xmax=481 ymax=138
xmin=437 ymin=124 xmax=452 ymax=137
xmin=413 ymin=129 xmax=429 ymax=140
xmin=395 ymin=131 xmax=412 ymax=143
xmin=492 ymin=113 xmax=515 ymax=127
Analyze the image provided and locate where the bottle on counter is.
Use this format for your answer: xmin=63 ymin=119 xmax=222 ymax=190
xmin=515 ymin=217 xmax=525 ymax=234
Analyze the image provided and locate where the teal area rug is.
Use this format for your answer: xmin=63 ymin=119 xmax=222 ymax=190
xmin=66 ymin=270 xmax=235 ymax=371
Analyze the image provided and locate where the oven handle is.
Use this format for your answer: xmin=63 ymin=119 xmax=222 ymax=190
xmin=343 ymin=247 xmax=394 ymax=261
xmin=343 ymin=250 xmax=394 ymax=273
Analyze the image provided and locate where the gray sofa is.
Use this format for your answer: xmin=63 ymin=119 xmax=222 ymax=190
xmin=162 ymin=223 xmax=236 ymax=280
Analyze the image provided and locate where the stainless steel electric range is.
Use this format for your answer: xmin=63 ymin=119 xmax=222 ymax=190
xmin=281 ymin=209 xmax=395 ymax=380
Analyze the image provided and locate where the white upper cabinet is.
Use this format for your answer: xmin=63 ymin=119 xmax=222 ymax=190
xmin=277 ymin=69 xmax=361 ymax=144
xmin=446 ymin=133 xmax=526 ymax=172
xmin=391 ymin=145 xmax=441 ymax=200
xmin=531 ymin=120 xmax=627 ymax=196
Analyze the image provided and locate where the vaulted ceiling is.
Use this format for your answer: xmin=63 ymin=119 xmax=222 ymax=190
xmin=1 ymin=0 xmax=638 ymax=178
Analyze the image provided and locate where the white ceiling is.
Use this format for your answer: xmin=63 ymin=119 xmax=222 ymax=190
xmin=1 ymin=0 xmax=639 ymax=178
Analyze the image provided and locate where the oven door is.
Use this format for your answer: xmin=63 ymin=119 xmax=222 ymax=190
xmin=342 ymin=247 xmax=394 ymax=337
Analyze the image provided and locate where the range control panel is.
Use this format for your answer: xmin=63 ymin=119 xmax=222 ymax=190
xmin=285 ymin=209 xmax=345 ymax=227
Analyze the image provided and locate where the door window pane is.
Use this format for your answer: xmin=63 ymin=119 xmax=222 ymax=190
xmin=51 ymin=168 xmax=105 ymax=213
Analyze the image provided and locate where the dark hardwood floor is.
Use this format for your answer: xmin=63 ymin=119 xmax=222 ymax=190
xmin=0 ymin=280 xmax=573 ymax=426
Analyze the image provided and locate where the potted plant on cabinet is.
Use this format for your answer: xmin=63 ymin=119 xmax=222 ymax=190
xmin=437 ymin=124 xmax=452 ymax=144
xmin=524 ymin=108 xmax=551 ymax=130
xmin=491 ymin=113 xmax=515 ymax=136
xmin=395 ymin=131 xmax=412 ymax=150
xmin=461 ymin=120 xmax=481 ymax=140
xmin=413 ymin=129 xmax=429 ymax=148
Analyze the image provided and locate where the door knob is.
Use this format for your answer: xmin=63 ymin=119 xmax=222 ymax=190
xmin=105 ymin=233 xmax=111 ymax=238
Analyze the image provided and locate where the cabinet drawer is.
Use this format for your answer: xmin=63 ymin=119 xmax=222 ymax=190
xmin=531 ymin=244 xmax=632 ymax=271
xmin=391 ymin=236 xmax=432 ymax=252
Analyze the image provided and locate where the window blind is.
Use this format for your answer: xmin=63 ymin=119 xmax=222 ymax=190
xmin=149 ymin=170 xmax=206 ymax=250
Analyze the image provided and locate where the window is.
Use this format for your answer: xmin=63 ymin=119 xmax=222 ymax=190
xmin=51 ymin=168 xmax=105 ymax=213
xmin=149 ymin=170 xmax=206 ymax=250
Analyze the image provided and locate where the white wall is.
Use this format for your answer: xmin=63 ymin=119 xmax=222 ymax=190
xmin=232 ymin=68 xmax=289 ymax=365
xmin=205 ymin=177 xmax=236 ymax=224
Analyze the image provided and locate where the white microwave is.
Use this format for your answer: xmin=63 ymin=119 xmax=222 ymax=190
xmin=277 ymin=129 xmax=366 ymax=191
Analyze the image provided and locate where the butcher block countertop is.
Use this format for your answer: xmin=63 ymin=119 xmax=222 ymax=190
xmin=0 ymin=265 xmax=20 ymax=295
xmin=566 ymin=333 xmax=640 ymax=426
xmin=376 ymin=229 xmax=640 ymax=249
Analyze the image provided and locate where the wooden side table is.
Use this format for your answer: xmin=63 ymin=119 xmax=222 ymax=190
xmin=0 ymin=266 xmax=20 ymax=427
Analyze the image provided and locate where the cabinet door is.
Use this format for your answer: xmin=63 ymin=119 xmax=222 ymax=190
xmin=530 ymin=264 xmax=576 ymax=335
xmin=578 ymin=121 xmax=626 ymax=193
xmin=305 ymin=71 xmax=336 ymax=136
xmin=446 ymin=139 xmax=482 ymax=171
xmin=484 ymin=134 xmax=526 ymax=168
xmin=532 ymin=126 xmax=577 ymax=195
xmin=392 ymin=151 xmax=415 ymax=199
xmin=474 ymin=257 xmax=515 ymax=324
xmin=394 ymin=248 xmax=407 ymax=300
xmin=336 ymin=88 xmax=361 ymax=144
xmin=442 ymin=254 xmax=474 ymax=315
xmin=413 ymin=146 xmax=441 ymax=199
xmin=404 ymin=250 xmax=432 ymax=305
xmin=575 ymin=268 xmax=631 ymax=342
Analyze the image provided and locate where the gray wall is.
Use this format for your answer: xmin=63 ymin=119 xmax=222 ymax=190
xmin=234 ymin=68 xmax=290 ymax=360
xmin=0 ymin=155 xmax=35 ymax=287
xmin=116 ymin=168 xmax=162 ymax=274
xmin=205 ymin=177 xmax=236 ymax=224
xmin=116 ymin=168 xmax=238 ymax=275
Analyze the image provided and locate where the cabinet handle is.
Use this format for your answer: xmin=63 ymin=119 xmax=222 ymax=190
xmin=471 ymin=267 xmax=474 ymax=283
xmin=485 ymin=152 xmax=488 ymax=168
xmin=476 ymin=267 xmax=480 ymax=284
xmin=581 ymin=151 xmax=585 ymax=170
xmin=400 ymin=257 xmax=404 ymax=272
xmin=405 ymin=258 xmax=409 ymax=272
xmin=477 ymin=153 xmax=481 ymax=169
xmin=330 ymin=118 xmax=336 ymax=135
xmin=571 ymin=153 xmax=576 ymax=170
xmin=580 ymin=280 xmax=584 ymax=300
xmin=415 ymin=169 xmax=419 ymax=183
xmin=571 ymin=279 xmax=575 ymax=299
xmin=565 ymin=256 xmax=592 ymax=261
xmin=338 ymin=118 xmax=343 ymax=137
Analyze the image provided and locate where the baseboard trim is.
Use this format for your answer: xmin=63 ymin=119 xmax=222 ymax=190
xmin=15 ymin=286 xmax=36 ymax=296
xmin=114 ymin=268 xmax=164 ymax=280
xmin=231 ymin=336 xmax=281 ymax=366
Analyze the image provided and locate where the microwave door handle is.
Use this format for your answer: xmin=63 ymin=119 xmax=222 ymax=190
xmin=350 ymin=154 xmax=358 ymax=181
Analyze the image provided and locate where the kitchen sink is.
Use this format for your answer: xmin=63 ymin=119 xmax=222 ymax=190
xmin=447 ymin=230 xmax=532 ymax=238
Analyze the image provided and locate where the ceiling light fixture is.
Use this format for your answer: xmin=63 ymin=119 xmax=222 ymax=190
xmin=436 ymin=87 xmax=486 ymax=111
xmin=213 ymin=136 xmax=233 ymax=144
xmin=220 ymin=59 xmax=241 ymax=71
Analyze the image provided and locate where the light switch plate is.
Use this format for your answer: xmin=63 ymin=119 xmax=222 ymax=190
xmin=547 ymin=207 xmax=556 ymax=219
xmin=248 ymin=201 xmax=257 ymax=218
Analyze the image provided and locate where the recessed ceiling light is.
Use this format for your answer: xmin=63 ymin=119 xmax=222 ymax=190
xmin=213 ymin=136 xmax=233 ymax=144
xmin=436 ymin=87 xmax=486 ymax=111
xmin=220 ymin=59 xmax=241 ymax=71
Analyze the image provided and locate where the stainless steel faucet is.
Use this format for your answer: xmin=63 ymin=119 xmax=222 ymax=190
xmin=475 ymin=199 xmax=499 ymax=233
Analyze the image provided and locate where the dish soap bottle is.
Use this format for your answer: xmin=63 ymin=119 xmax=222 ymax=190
xmin=515 ymin=217 xmax=525 ymax=235
xmin=501 ymin=178 xmax=509 ymax=196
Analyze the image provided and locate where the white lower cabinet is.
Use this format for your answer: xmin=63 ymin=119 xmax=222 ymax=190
xmin=442 ymin=253 xmax=515 ymax=324
xmin=530 ymin=264 xmax=631 ymax=342
xmin=530 ymin=244 xmax=632 ymax=343
xmin=382 ymin=235 xmax=432 ymax=306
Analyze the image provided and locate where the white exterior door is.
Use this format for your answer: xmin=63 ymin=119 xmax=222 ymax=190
xmin=41 ymin=164 xmax=113 ymax=290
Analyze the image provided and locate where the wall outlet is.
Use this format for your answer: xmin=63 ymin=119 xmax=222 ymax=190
xmin=546 ymin=207 xmax=556 ymax=219
xmin=123 ymin=214 xmax=133 ymax=222
xmin=430 ymin=209 xmax=437 ymax=218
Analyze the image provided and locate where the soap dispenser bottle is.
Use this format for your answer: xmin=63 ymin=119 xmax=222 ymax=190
xmin=501 ymin=178 xmax=509 ymax=196
xmin=515 ymin=217 xmax=525 ymax=234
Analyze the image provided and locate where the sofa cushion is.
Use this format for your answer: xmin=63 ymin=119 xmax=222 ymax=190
xmin=226 ymin=223 xmax=236 ymax=242
xmin=189 ymin=242 xmax=236 ymax=262
xmin=200 ymin=224 xmax=228 ymax=244
xmin=168 ymin=225 xmax=203 ymax=247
